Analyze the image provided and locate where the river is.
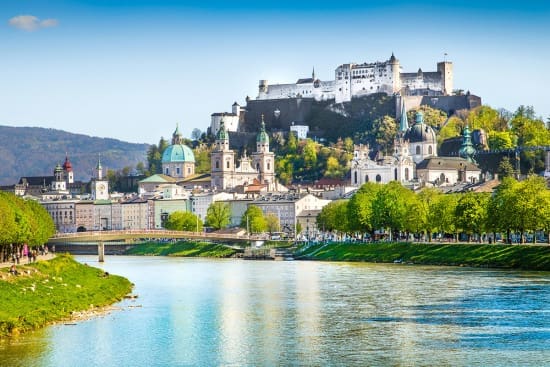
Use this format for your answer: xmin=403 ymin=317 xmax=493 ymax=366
xmin=1 ymin=256 xmax=549 ymax=366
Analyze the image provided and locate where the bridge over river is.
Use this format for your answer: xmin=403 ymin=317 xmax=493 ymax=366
xmin=48 ymin=230 xmax=261 ymax=260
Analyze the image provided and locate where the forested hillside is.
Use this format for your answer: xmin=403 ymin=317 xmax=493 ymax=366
xmin=0 ymin=126 xmax=148 ymax=185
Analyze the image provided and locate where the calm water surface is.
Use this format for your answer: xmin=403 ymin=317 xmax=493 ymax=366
xmin=1 ymin=256 xmax=549 ymax=366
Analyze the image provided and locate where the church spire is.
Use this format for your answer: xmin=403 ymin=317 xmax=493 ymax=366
xmin=399 ymin=99 xmax=409 ymax=133
xmin=312 ymin=66 xmax=316 ymax=80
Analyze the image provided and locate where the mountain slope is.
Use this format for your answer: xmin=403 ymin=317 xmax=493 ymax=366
xmin=0 ymin=125 xmax=148 ymax=185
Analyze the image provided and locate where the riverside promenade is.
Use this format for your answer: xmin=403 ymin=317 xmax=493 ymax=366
xmin=0 ymin=253 xmax=56 ymax=269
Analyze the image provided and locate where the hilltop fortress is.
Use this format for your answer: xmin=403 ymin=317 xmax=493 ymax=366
xmin=257 ymin=53 xmax=452 ymax=103
xmin=210 ymin=54 xmax=480 ymax=144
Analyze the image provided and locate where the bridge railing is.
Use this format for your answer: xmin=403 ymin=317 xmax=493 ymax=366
xmin=51 ymin=229 xmax=253 ymax=241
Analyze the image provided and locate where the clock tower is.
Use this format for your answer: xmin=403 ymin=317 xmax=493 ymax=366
xmin=91 ymin=155 xmax=109 ymax=200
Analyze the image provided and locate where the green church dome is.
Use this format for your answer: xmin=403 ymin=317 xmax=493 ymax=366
xmin=162 ymin=144 xmax=195 ymax=163
xmin=257 ymin=115 xmax=269 ymax=143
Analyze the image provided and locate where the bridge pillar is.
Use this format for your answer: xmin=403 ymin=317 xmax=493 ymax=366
xmin=98 ymin=241 xmax=105 ymax=262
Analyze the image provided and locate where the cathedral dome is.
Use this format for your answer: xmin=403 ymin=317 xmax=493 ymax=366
xmin=404 ymin=112 xmax=437 ymax=144
xmin=162 ymin=144 xmax=195 ymax=164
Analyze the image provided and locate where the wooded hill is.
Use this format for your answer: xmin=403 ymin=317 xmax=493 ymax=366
xmin=0 ymin=126 xmax=148 ymax=185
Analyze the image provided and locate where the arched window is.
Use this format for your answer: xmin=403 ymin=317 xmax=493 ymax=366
xmin=416 ymin=146 xmax=421 ymax=155
xmin=405 ymin=167 xmax=409 ymax=180
xmin=256 ymin=163 xmax=260 ymax=171
xmin=365 ymin=175 xmax=369 ymax=182
xmin=428 ymin=145 xmax=433 ymax=155
xmin=376 ymin=174 xmax=382 ymax=182
xmin=354 ymin=171 xmax=358 ymax=184
xmin=165 ymin=167 xmax=169 ymax=175
xmin=176 ymin=167 xmax=180 ymax=175
xmin=267 ymin=161 xmax=271 ymax=170
xmin=215 ymin=160 xmax=219 ymax=169
xmin=226 ymin=160 xmax=230 ymax=169
xmin=394 ymin=168 xmax=397 ymax=180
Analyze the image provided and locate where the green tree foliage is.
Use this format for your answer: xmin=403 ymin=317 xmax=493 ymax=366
xmin=165 ymin=211 xmax=203 ymax=232
xmin=497 ymin=156 xmax=516 ymax=178
xmin=468 ymin=105 xmax=508 ymax=132
xmin=407 ymin=105 xmax=448 ymax=129
xmin=454 ymin=192 xmax=490 ymax=241
xmin=347 ymin=182 xmax=381 ymax=236
xmin=0 ymin=192 xmax=55 ymax=254
xmin=438 ymin=116 xmax=463 ymax=146
xmin=265 ymin=213 xmax=281 ymax=234
xmin=317 ymin=200 xmax=349 ymax=233
xmin=488 ymin=130 xmax=515 ymax=150
xmin=240 ymin=205 xmax=267 ymax=233
xmin=193 ymin=146 xmax=212 ymax=174
xmin=205 ymin=202 xmax=231 ymax=230
xmin=372 ymin=181 xmax=415 ymax=238
xmin=372 ymin=115 xmax=397 ymax=152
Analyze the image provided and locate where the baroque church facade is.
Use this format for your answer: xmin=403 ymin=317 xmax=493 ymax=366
xmin=211 ymin=116 xmax=275 ymax=191
xmin=351 ymin=103 xmax=480 ymax=187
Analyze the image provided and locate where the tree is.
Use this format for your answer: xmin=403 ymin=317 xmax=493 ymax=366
xmin=265 ymin=213 xmax=281 ymax=234
xmin=191 ymin=128 xmax=203 ymax=141
xmin=488 ymin=131 xmax=515 ymax=150
xmin=165 ymin=211 xmax=203 ymax=232
xmin=407 ymin=106 xmax=447 ymax=129
xmin=347 ymin=182 xmax=381 ymax=237
xmin=205 ymin=202 xmax=231 ymax=230
xmin=317 ymin=200 xmax=349 ymax=233
xmin=454 ymin=192 xmax=489 ymax=242
xmin=240 ymin=205 xmax=267 ymax=233
xmin=371 ymin=181 xmax=413 ymax=240
xmin=372 ymin=115 xmax=397 ymax=152
xmin=429 ymin=193 xmax=458 ymax=240
xmin=497 ymin=156 xmax=516 ymax=178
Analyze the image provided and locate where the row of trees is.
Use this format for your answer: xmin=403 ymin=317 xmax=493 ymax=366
xmin=163 ymin=202 xmax=282 ymax=235
xmin=0 ymin=192 xmax=55 ymax=260
xmin=317 ymin=177 xmax=550 ymax=243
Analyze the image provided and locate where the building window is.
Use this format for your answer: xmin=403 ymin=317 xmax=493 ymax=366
xmin=176 ymin=167 xmax=180 ymax=175
xmin=216 ymin=160 xmax=219 ymax=169
xmin=365 ymin=175 xmax=369 ymax=182
xmin=376 ymin=174 xmax=382 ymax=182
xmin=428 ymin=146 xmax=433 ymax=155
xmin=227 ymin=161 xmax=230 ymax=169
xmin=267 ymin=162 xmax=271 ymax=170
xmin=354 ymin=171 xmax=357 ymax=184
xmin=394 ymin=168 xmax=397 ymax=180
xmin=405 ymin=168 xmax=409 ymax=180
xmin=416 ymin=146 xmax=421 ymax=155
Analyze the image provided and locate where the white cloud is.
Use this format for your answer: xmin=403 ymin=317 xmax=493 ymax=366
xmin=8 ymin=15 xmax=59 ymax=31
xmin=40 ymin=19 xmax=59 ymax=28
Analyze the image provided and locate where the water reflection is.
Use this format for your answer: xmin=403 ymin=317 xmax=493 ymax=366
xmin=1 ymin=257 xmax=549 ymax=366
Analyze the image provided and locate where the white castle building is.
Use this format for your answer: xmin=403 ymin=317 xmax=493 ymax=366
xmin=257 ymin=54 xmax=453 ymax=103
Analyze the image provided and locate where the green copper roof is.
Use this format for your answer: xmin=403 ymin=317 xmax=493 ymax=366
xmin=162 ymin=143 xmax=195 ymax=163
xmin=399 ymin=101 xmax=408 ymax=132
xmin=256 ymin=115 xmax=269 ymax=143
xmin=216 ymin=120 xmax=228 ymax=141
xmin=415 ymin=111 xmax=424 ymax=125
xmin=459 ymin=124 xmax=477 ymax=163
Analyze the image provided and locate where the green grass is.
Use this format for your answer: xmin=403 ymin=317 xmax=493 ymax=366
xmin=296 ymin=242 xmax=550 ymax=270
xmin=0 ymin=254 xmax=133 ymax=337
xmin=125 ymin=241 xmax=238 ymax=258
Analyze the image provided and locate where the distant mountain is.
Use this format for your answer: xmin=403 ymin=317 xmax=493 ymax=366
xmin=0 ymin=125 xmax=149 ymax=185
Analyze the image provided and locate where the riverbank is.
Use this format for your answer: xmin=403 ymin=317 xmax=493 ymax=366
xmin=0 ymin=254 xmax=133 ymax=337
xmin=296 ymin=242 xmax=550 ymax=270
xmin=124 ymin=241 xmax=238 ymax=257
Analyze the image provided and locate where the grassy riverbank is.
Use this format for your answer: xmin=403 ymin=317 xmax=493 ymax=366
xmin=125 ymin=241 xmax=238 ymax=258
xmin=0 ymin=254 xmax=132 ymax=337
xmin=296 ymin=242 xmax=550 ymax=270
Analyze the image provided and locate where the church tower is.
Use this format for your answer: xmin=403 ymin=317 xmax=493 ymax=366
xmin=62 ymin=154 xmax=74 ymax=184
xmin=210 ymin=119 xmax=235 ymax=189
xmin=52 ymin=163 xmax=67 ymax=191
xmin=252 ymin=115 xmax=275 ymax=187
xmin=91 ymin=155 xmax=109 ymax=200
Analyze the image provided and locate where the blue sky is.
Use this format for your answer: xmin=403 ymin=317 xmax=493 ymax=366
xmin=1 ymin=0 xmax=549 ymax=144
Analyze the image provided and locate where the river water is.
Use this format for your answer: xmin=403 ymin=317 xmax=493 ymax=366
xmin=1 ymin=256 xmax=549 ymax=366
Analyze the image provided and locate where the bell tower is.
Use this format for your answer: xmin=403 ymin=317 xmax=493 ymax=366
xmin=91 ymin=155 xmax=109 ymax=200
xmin=252 ymin=115 xmax=275 ymax=187
xmin=210 ymin=119 xmax=235 ymax=189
